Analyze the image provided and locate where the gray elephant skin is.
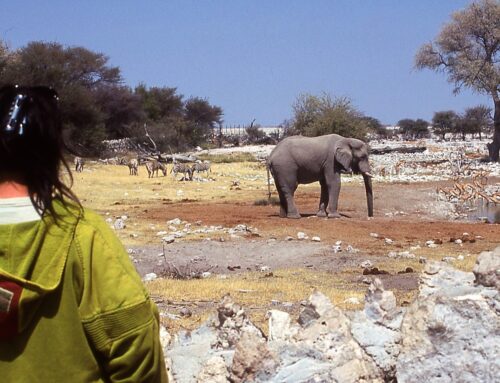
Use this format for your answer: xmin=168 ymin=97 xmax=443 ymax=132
xmin=267 ymin=134 xmax=373 ymax=219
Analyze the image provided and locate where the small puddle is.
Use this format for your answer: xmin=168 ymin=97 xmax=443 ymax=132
xmin=468 ymin=202 xmax=500 ymax=224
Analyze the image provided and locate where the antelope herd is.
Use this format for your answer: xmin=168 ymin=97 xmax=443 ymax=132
xmin=437 ymin=170 xmax=500 ymax=205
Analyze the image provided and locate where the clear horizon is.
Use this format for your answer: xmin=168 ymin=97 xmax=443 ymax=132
xmin=0 ymin=0 xmax=491 ymax=126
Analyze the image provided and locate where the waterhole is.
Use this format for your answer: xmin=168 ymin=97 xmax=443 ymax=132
xmin=468 ymin=201 xmax=500 ymax=224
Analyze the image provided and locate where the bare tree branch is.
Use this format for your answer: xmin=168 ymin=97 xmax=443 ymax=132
xmin=143 ymin=123 xmax=159 ymax=153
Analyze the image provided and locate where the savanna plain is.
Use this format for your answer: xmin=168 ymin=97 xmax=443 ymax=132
xmin=70 ymin=148 xmax=500 ymax=334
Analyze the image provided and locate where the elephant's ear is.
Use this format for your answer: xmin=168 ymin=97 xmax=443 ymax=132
xmin=335 ymin=146 xmax=352 ymax=171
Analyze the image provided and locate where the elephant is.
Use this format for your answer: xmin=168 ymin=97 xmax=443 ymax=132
xmin=267 ymin=134 xmax=373 ymax=219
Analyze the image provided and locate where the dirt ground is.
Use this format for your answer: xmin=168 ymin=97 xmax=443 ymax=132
xmin=130 ymin=179 xmax=499 ymax=291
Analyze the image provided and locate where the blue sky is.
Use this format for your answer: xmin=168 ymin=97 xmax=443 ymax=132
xmin=0 ymin=0 xmax=490 ymax=126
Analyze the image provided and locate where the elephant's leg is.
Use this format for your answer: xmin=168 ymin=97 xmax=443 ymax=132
xmin=317 ymin=179 xmax=328 ymax=217
xmin=276 ymin=183 xmax=301 ymax=218
xmin=271 ymin=166 xmax=301 ymax=219
xmin=278 ymin=180 xmax=300 ymax=219
xmin=326 ymin=172 xmax=342 ymax=219
xmin=275 ymin=184 xmax=287 ymax=218
xmin=284 ymin=183 xmax=301 ymax=219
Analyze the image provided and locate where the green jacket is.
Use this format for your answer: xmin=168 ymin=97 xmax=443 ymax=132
xmin=0 ymin=201 xmax=167 ymax=382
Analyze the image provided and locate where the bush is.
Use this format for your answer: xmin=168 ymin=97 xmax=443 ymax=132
xmin=246 ymin=125 xmax=266 ymax=142
xmin=291 ymin=93 xmax=369 ymax=140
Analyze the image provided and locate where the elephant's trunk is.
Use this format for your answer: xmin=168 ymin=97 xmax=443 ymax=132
xmin=362 ymin=173 xmax=373 ymax=217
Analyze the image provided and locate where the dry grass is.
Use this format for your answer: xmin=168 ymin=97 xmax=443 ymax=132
xmin=147 ymin=269 xmax=363 ymax=306
xmin=147 ymin=267 xmax=420 ymax=334
xmin=71 ymin=161 xmax=276 ymax=209
xmin=146 ymin=268 xmax=370 ymax=334
xmin=70 ymin=161 xmax=320 ymax=246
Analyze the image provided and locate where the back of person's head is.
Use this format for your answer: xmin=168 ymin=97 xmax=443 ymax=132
xmin=0 ymin=85 xmax=79 ymax=217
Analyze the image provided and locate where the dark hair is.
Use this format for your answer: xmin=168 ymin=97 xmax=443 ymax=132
xmin=0 ymin=85 xmax=81 ymax=218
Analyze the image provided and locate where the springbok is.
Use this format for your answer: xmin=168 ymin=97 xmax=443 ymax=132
xmin=145 ymin=160 xmax=167 ymax=178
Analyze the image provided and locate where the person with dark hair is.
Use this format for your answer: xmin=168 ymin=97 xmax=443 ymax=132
xmin=0 ymin=85 xmax=168 ymax=382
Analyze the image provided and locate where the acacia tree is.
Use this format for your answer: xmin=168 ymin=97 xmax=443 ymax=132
xmin=361 ymin=116 xmax=390 ymax=138
xmin=432 ymin=110 xmax=458 ymax=140
xmin=397 ymin=118 xmax=430 ymax=139
xmin=415 ymin=0 xmax=500 ymax=160
xmin=454 ymin=114 xmax=473 ymax=140
xmin=461 ymin=105 xmax=492 ymax=139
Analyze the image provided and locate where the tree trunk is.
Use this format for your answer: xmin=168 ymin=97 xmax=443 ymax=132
xmin=217 ymin=122 xmax=223 ymax=148
xmin=487 ymin=99 xmax=500 ymax=162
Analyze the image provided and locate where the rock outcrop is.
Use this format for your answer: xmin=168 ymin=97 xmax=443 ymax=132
xmin=473 ymin=246 xmax=500 ymax=290
xmin=164 ymin=247 xmax=500 ymax=383
xmin=350 ymin=278 xmax=403 ymax=380
xmin=396 ymin=252 xmax=499 ymax=382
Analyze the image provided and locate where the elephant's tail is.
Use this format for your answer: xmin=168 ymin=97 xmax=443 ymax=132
xmin=266 ymin=159 xmax=272 ymax=202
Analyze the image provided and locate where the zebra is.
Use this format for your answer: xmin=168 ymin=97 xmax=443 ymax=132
xmin=128 ymin=158 xmax=139 ymax=175
xmin=171 ymin=163 xmax=193 ymax=181
xmin=74 ymin=156 xmax=84 ymax=173
xmin=191 ymin=161 xmax=211 ymax=179
xmin=145 ymin=160 xmax=167 ymax=178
